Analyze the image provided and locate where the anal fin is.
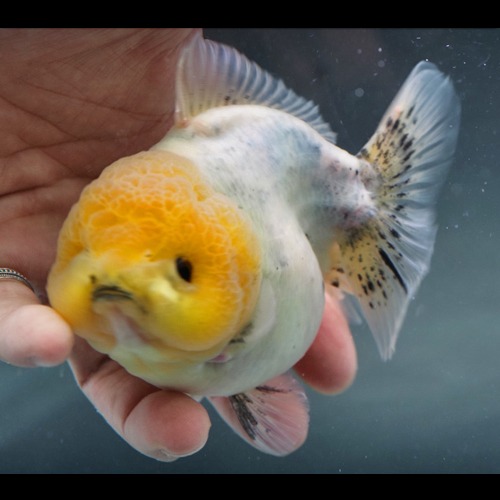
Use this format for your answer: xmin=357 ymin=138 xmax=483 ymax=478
xmin=208 ymin=373 xmax=309 ymax=456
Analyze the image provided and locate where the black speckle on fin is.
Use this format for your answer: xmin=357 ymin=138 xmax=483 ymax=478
xmin=378 ymin=248 xmax=407 ymax=294
xmin=228 ymin=392 xmax=260 ymax=440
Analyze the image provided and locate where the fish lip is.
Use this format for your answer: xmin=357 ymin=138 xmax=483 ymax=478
xmin=92 ymin=285 xmax=133 ymax=302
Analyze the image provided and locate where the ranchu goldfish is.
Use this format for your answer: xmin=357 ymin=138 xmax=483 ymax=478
xmin=47 ymin=33 xmax=460 ymax=456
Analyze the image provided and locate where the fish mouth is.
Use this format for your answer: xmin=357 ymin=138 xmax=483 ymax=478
xmin=92 ymin=285 xmax=133 ymax=302
xmin=91 ymin=285 xmax=149 ymax=346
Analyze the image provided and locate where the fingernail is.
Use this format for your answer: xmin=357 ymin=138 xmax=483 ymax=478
xmin=157 ymin=441 xmax=206 ymax=462
xmin=24 ymin=356 xmax=48 ymax=368
xmin=31 ymin=356 xmax=60 ymax=368
xmin=158 ymin=450 xmax=181 ymax=462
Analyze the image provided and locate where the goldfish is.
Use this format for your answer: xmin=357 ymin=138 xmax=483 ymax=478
xmin=47 ymin=33 xmax=460 ymax=456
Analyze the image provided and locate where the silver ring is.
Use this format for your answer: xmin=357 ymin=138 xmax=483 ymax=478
xmin=0 ymin=268 xmax=35 ymax=293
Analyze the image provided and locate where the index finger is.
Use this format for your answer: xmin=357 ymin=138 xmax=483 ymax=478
xmin=0 ymin=280 xmax=74 ymax=367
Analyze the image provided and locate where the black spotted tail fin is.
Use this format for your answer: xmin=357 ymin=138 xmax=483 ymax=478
xmin=328 ymin=61 xmax=460 ymax=360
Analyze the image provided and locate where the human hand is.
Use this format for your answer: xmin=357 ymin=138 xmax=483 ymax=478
xmin=0 ymin=28 xmax=357 ymax=461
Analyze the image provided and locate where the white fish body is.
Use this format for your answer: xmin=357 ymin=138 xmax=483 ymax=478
xmin=152 ymin=106 xmax=366 ymax=396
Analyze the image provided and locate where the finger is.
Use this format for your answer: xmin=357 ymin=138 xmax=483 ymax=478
xmin=0 ymin=281 xmax=74 ymax=367
xmin=123 ymin=389 xmax=210 ymax=461
xmin=294 ymin=290 xmax=357 ymax=394
xmin=69 ymin=338 xmax=211 ymax=461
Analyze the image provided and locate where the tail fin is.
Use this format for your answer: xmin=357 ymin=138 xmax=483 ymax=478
xmin=328 ymin=61 xmax=460 ymax=360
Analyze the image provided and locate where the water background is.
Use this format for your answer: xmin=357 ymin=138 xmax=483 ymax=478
xmin=1 ymin=28 xmax=499 ymax=473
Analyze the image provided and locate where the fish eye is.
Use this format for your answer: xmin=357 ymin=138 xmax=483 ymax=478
xmin=175 ymin=257 xmax=193 ymax=283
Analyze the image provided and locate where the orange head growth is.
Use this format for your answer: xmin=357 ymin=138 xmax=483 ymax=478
xmin=47 ymin=150 xmax=262 ymax=358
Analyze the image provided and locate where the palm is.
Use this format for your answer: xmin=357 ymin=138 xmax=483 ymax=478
xmin=0 ymin=28 xmax=195 ymax=293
